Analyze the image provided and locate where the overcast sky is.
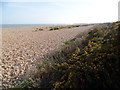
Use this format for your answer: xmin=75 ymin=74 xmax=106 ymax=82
xmin=0 ymin=0 xmax=119 ymax=24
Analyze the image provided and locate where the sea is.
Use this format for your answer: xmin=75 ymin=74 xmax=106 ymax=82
xmin=0 ymin=24 xmax=63 ymax=28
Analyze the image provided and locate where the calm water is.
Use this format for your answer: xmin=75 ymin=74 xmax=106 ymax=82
xmin=0 ymin=24 xmax=61 ymax=28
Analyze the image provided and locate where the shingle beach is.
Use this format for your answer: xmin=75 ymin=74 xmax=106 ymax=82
xmin=1 ymin=25 xmax=93 ymax=89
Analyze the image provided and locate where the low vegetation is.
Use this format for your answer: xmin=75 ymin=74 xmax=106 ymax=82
xmin=13 ymin=22 xmax=120 ymax=89
xmin=34 ymin=28 xmax=43 ymax=31
xmin=49 ymin=25 xmax=87 ymax=31
xmin=34 ymin=24 xmax=88 ymax=31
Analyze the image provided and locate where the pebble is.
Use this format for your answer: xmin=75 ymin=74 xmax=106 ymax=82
xmin=1 ymin=25 xmax=93 ymax=89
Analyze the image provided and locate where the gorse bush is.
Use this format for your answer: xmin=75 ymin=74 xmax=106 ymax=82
xmin=51 ymin=27 xmax=119 ymax=88
xmin=50 ymin=22 xmax=120 ymax=88
xmin=15 ymin=22 xmax=120 ymax=89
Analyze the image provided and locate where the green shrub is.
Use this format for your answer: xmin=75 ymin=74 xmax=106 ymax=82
xmin=51 ymin=23 xmax=120 ymax=88
xmin=64 ymin=41 xmax=74 ymax=45
xmin=16 ymin=22 xmax=120 ymax=89
xmin=39 ymin=28 xmax=43 ymax=31
xmin=34 ymin=28 xmax=43 ymax=31
xmin=11 ymin=79 xmax=32 ymax=89
xmin=49 ymin=27 xmax=59 ymax=31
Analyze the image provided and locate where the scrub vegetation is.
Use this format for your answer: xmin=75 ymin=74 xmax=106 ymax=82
xmin=13 ymin=22 xmax=120 ymax=89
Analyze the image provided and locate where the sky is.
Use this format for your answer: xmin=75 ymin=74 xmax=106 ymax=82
xmin=0 ymin=0 xmax=119 ymax=24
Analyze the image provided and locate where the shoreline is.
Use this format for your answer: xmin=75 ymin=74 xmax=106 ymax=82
xmin=1 ymin=25 xmax=67 ymax=31
xmin=0 ymin=24 xmax=68 ymax=28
